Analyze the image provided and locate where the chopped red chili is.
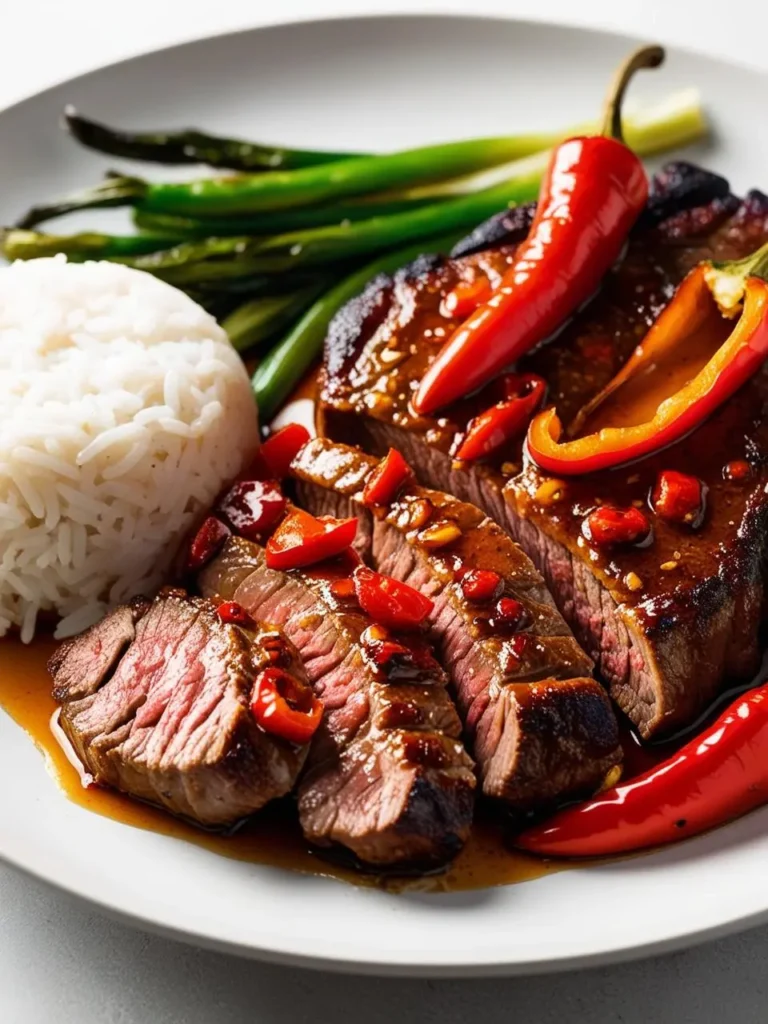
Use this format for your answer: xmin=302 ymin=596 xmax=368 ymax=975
xmin=493 ymin=596 xmax=526 ymax=630
xmin=456 ymin=374 xmax=546 ymax=462
xmin=330 ymin=578 xmax=356 ymax=599
xmin=652 ymin=470 xmax=705 ymax=526
xmin=362 ymin=448 xmax=414 ymax=507
xmin=251 ymin=423 xmax=311 ymax=480
xmin=460 ymin=569 xmax=503 ymax=603
xmin=584 ymin=506 xmax=650 ymax=548
xmin=250 ymin=666 xmax=323 ymax=746
xmin=216 ymin=601 xmax=255 ymax=629
xmin=440 ymin=277 xmax=493 ymax=320
xmin=353 ymin=566 xmax=433 ymax=631
xmin=187 ymin=516 xmax=230 ymax=572
xmin=724 ymin=459 xmax=752 ymax=481
xmin=218 ymin=479 xmax=286 ymax=539
xmin=265 ymin=509 xmax=358 ymax=572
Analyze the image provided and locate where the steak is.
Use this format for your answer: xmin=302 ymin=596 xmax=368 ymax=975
xmin=197 ymin=536 xmax=475 ymax=868
xmin=49 ymin=588 xmax=312 ymax=827
xmin=320 ymin=162 xmax=768 ymax=739
xmin=291 ymin=437 xmax=621 ymax=810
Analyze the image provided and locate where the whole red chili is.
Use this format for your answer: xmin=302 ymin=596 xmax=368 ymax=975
xmin=516 ymin=681 xmax=768 ymax=857
xmin=218 ymin=479 xmax=286 ymax=539
xmin=187 ymin=516 xmax=230 ymax=572
xmin=251 ymin=422 xmax=311 ymax=480
xmin=216 ymin=601 xmax=255 ymax=629
xmin=460 ymin=569 xmax=503 ymax=603
xmin=652 ymin=470 xmax=705 ymax=526
xmin=456 ymin=374 xmax=546 ymax=462
xmin=584 ymin=506 xmax=650 ymax=548
xmin=250 ymin=667 xmax=323 ymax=746
xmin=362 ymin=448 xmax=415 ymax=507
xmin=353 ymin=566 xmax=434 ymax=631
xmin=414 ymin=46 xmax=664 ymax=414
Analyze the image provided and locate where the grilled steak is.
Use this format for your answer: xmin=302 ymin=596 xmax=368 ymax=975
xmin=291 ymin=437 xmax=621 ymax=809
xmin=320 ymin=162 xmax=768 ymax=739
xmin=197 ymin=536 xmax=475 ymax=868
xmin=49 ymin=588 xmax=311 ymax=827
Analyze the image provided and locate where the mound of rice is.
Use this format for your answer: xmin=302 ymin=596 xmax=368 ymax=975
xmin=0 ymin=256 xmax=259 ymax=642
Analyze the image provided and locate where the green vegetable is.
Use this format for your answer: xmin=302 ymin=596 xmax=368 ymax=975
xmin=252 ymin=231 xmax=461 ymax=420
xmin=64 ymin=106 xmax=363 ymax=171
xmin=132 ymin=193 xmax=451 ymax=238
xmin=222 ymin=282 xmax=329 ymax=352
xmin=1 ymin=228 xmax=180 ymax=261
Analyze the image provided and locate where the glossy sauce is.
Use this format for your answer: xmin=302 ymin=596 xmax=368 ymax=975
xmin=0 ymin=635 xmax=560 ymax=892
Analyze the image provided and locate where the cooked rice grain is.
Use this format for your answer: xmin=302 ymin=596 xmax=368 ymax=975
xmin=0 ymin=257 xmax=259 ymax=641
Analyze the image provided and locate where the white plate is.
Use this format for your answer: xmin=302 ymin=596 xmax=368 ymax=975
xmin=2 ymin=13 xmax=768 ymax=976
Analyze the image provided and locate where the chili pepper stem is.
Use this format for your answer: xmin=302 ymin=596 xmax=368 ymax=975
xmin=706 ymin=241 xmax=768 ymax=317
xmin=599 ymin=45 xmax=666 ymax=141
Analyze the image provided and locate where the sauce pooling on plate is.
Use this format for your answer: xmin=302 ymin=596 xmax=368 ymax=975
xmin=0 ymin=635 xmax=561 ymax=893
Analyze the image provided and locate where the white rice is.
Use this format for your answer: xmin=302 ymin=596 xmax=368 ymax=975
xmin=0 ymin=256 xmax=260 ymax=642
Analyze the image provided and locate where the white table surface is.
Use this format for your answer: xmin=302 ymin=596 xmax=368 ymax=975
xmin=2 ymin=1 xmax=767 ymax=1020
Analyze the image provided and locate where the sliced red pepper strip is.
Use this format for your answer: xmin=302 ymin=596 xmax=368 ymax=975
xmin=265 ymin=508 xmax=358 ymax=571
xmin=527 ymin=247 xmax=768 ymax=475
xmin=353 ymin=566 xmax=434 ymax=631
xmin=250 ymin=666 xmax=323 ymax=746
xmin=251 ymin=423 xmax=311 ymax=480
xmin=414 ymin=46 xmax=663 ymax=414
xmin=516 ymin=682 xmax=768 ymax=857
xmin=362 ymin=448 xmax=415 ymax=507
xmin=456 ymin=374 xmax=545 ymax=461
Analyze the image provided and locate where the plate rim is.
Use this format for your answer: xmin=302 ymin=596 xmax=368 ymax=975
xmin=2 ymin=9 xmax=768 ymax=977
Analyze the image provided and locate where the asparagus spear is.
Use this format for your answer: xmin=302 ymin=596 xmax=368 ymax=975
xmin=64 ymin=107 xmax=363 ymax=171
xmin=252 ymin=231 xmax=461 ymax=419
xmin=132 ymin=193 xmax=451 ymax=239
xmin=1 ymin=228 xmax=180 ymax=261
xmin=222 ymin=281 xmax=329 ymax=352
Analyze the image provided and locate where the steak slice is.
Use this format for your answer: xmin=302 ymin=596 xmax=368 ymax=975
xmin=320 ymin=161 xmax=768 ymax=738
xmin=49 ymin=588 xmax=311 ymax=827
xmin=197 ymin=536 xmax=475 ymax=868
xmin=291 ymin=437 xmax=621 ymax=810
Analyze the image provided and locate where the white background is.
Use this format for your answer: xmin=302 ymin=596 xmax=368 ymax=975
xmin=2 ymin=1 xmax=768 ymax=1021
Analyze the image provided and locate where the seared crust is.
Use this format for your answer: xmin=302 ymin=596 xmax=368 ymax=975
xmin=320 ymin=162 xmax=768 ymax=738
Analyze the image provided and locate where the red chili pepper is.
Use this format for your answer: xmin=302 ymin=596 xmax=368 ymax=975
xmin=250 ymin=666 xmax=323 ymax=746
xmin=460 ymin=569 xmax=503 ymax=603
xmin=440 ymin=277 xmax=494 ymax=319
xmin=218 ymin=479 xmax=286 ymax=539
xmin=353 ymin=566 xmax=433 ymax=631
xmin=492 ymin=596 xmax=526 ymax=629
xmin=652 ymin=470 xmax=705 ymax=526
xmin=187 ymin=516 xmax=230 ymax=572
xmin=362 ymin=448 xmax=415 ymax=507
xmin=251 ymin=423 xmax=311 ymax=480
xmin=330 ymin=577 xmax=356 ymax=599
xmin=414 ymin=46 xmax=664 ymax=415
xmin=584 ymin=506 xmax=650 ymax=547
xmin=456 ymin=374 xmax=546 ymax=461
xmin=527 ymin=242 xmax=768 ymax=475
xmin=216 ymin=601 xmax=255 ymax=629
xmin=265 ymin=509 xmax=358 ymax=571
xmin=516 ymin=682 xmax=768 ymax=857
xmin=724 ymin=459 xmax=752 ymax=482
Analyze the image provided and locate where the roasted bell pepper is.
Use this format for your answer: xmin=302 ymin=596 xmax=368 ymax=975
xmin=353 ymin=566 xmax=434 ymax=631
xmin=456 ymin=373 xmax=546 ymax=461
xmin=265 ymin=508 xmax=358 ymax=571
xmin=250 ymin=666 xmax=323 ymax=746
xmin=516 ymin=680 xmax=768 ymax=857
xmin=527 ymin=241 xmax=768 ymax=475
xmin=414 ymin=46 xmax=664 ymax=414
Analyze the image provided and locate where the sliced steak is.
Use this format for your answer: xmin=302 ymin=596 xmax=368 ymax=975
xmin=49 ymin=588 xmax=311 ymax=827
xmin=320 ymin=161 xmax=768 ymax=739
xmin=291 ymin=437 xmax=621 ymax=810
xmin=197 ymin=537 xmax=475 ymax=868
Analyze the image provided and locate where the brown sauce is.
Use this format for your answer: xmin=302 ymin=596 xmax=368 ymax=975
xmin=0 ymin=635 xmax=560 ymax=893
